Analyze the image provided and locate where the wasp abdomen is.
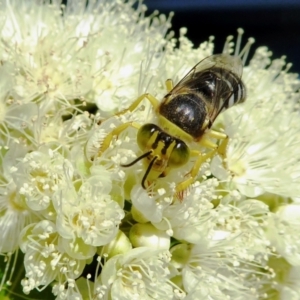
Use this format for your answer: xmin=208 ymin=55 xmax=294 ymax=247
xmin=195 ymin=67 xmax=246 ymax=109
xmin=159 ymin=93 xmax=207 ymax=139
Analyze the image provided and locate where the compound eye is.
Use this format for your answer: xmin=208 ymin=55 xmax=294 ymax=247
xmin=168 ymin=142 xmax=190 ymax=168
xmin=137 ymin=123 xmax=159 ymax=150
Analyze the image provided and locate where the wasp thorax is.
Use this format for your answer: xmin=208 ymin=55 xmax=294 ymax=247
xmin=159 ymin=94 xmax=207 ymax=139
xmin=137 ymin=123 xmax=190 ymax=168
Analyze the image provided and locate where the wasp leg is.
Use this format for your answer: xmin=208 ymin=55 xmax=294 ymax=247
xmin=175 ymin=133 xmax=229 ymax=197
xmin=200 ymin=130 xmax=228 ymax=154
xmin=98 ymin=121 xmax=141 ymax=156
xmin=199 ymin=138 xmax=218 ymax=149
xmin=175 ymin=150 xmax=217 ymax=195
xmin=165 ymin=79 xmax=174 ymax=93
xmin=115 ymin=93 xmax=160 ymax=117
xmin=216 ymin=136 xmax=229 ymax=158
xmin=204 ymin=130 xmax=229 ymax=159
xmin=206 ymin=129 xmax=227 ymax=140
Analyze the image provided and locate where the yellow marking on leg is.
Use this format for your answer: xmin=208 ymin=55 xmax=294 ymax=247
xmin=175 ymin=150 xmax=216 ymax=194
xmin=206 ymin=129 xmax=227 ymax=140
xmin=203 ymin=130 xmax=228 ymax=158
xmin=116 ymin=93 xmax=160 ymax=117
xmin=98 ymin=121 xmax=141 ymax=156
xmin=173 ymin=128 xmax=228 ymax=198
xmin=200 ymin=137 xmax=218 ymax=149
xmin=199 ymin=129 xmax=227 ymax=149
xmin=165 ymin=79 xmax=174 ymax=93
xmin=217 ymin=136 xmax=229 ymax=158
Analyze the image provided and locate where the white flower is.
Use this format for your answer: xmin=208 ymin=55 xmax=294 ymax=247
xmin=12 ymin=145 xmax=74 ymax=211
xmin=0 ymin=182 xmax=34 ymax=254
xmin=1 ymin=1 xmax=93 ymax=112
xmin=266 ymin=204 xmax=300 ymax=266
xmin=54 ymin=177 xmax=124 ymax=259
xmin=168 ymin=197 xmax=273 ymax=298
xmin=0 ymin=142 xmax=38 ymax=255
xmin=99 ymin=247 xmax=179 ymax=300
xmin=1 ymin=0 xmax=300 ymax=299
xmin=263 ymin=257 xmax=300 ymax=300
xmin=278 ymin=265 xmax=300 ymax=300
xmin=0 ymin=0 xmax=174 ymax=115
xmin=20 ymin=220 xmax=86 ymax=294
xmin=213 ymin=48 xmax=300 ymax=198
xmin=129 ymin=179 xmax=219 ymax=242
xmin=171 ymin=238 xmax=272 ymax=299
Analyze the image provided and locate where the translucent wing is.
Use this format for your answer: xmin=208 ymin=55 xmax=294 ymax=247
xmin=168 ymin=54 xmax=245 ymax=126
xmin=170 ymin=54 xmax=243 ymax=94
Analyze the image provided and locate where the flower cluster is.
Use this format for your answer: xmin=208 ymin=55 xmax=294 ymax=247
xmin=0 ymin=0 xmax=300 ymax=299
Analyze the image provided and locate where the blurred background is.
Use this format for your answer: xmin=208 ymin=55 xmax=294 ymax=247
xmin=143 ymin=0 xmax=300 ymax=74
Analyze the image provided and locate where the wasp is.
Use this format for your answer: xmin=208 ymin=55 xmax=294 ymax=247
xmin=97 ymin=54 xmax=246 ymax=195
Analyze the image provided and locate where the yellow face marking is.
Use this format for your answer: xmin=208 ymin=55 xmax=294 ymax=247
xmin=142 ymin=136 xmax=177 ymax=183
xmin=147 ymin=138 xmax=177 ymax=169
xmin=146 ymin=130 xmax=159 ymax=151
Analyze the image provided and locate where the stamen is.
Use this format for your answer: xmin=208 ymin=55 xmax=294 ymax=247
xmin=222 ymin=35 xmax=233 ymax=54
xmin=121 ymin=150 xmax=152 ymax=167
xmin=8 ymin=250 xmax=19 ymax=286
xmin=138 ymin=60 xmax=144 ymax=95
xmin=142 ymin=156 xmax=158 ymax=189
xmin=239 ymin=37 xmax=255 ymax=65
xmin=284 ymin=62 xmax=292 ymax=73
xmin=0 ymin=254 xmax=11 ymax=290
xmin=234 ymin=28 xmax=244 ymax=57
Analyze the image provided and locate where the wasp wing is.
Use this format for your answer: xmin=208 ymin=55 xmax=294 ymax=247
xmin=205 ymin=55 xmax=245 ymax=125
xmin=169 ymin=54 xmax=245 ymax=126
xmin=169 ymin=54 xmax=243 ymax=95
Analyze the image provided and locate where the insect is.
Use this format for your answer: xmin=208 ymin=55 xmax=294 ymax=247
xmin=97 ymin=54 xmax=246 ymax=195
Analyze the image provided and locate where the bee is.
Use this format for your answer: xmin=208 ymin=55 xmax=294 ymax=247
xmin=97 ymin=54 xmax=246 ymax=195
